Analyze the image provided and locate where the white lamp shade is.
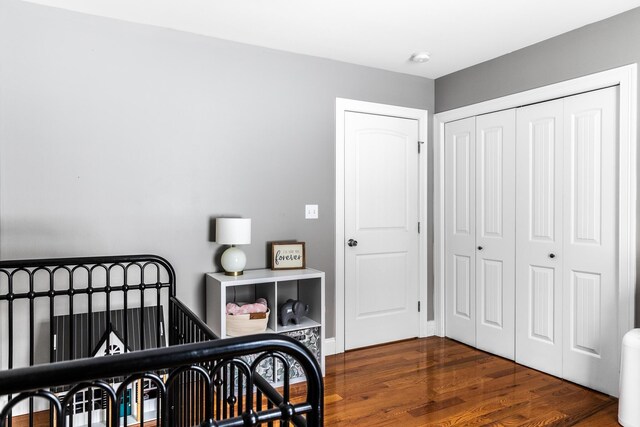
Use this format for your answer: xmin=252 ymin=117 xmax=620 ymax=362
xmin=216 ymin=218 xmax=251 ymax=245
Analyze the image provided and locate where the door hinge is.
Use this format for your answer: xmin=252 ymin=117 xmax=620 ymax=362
xmin=418 ymin=301 xmax=421 ymax=312
xmin=418 ymin=222 xmax=421 ymax=233
xmin=418 ymin=140 xmax=425 ymax=153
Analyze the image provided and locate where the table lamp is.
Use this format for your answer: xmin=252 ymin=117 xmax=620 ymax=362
xmin=216 ymin=218 xmax=251 ymax=276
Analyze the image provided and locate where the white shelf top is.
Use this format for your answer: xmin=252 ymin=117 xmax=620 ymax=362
xmin=207 ymin=268 xmax=324 ymax=286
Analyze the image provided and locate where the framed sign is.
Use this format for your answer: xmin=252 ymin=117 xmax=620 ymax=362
xmin=271 ymin=242 xmax=306 ymax=270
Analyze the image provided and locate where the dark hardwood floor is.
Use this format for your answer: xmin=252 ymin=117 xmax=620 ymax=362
xmin=323 ymin=337 xmax=619 ymax=426
xmin=9 ymin=337 xmax=619 ymax=426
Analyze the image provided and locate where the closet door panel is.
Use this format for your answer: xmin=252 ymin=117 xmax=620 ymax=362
xmin=529 ymin=266 xmax=556 ymax=342
xmin=445 ymin=117 xmax=477 ymax=346
xmin=562 ymin=87 xmax=618 ymax=396
xmin=515 ymin=99 xmax=564 ymax=377
xmin=475 ymin=109 xmax=516 ymax=360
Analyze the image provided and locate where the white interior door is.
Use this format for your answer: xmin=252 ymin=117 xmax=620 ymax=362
xmin=561 ymin=87 xmax=618 ymax=395
xmin=515 ymin=99 xmax=564 ymax=377
xmin=444 ymin=117 xmax=476 ymax=347
xmin=475 ymin=110 xmax=516 ymax=360
xmin=344 ymin=112 xmax=420 ymax=350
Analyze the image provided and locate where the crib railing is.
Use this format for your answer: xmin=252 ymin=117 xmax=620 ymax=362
xmin=0 ymin=255 xmax=323 ymax=426
xmin=0 ymin=334 xmax=324 ymax=426
xmin=170 ymin=296 xmax=217 ymax=345
xmin=0 ymin=255 xmax=178 ymax=370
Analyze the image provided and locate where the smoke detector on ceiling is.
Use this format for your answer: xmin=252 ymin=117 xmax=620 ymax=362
xmin=409 ymin=52 xmax=431 ymax=63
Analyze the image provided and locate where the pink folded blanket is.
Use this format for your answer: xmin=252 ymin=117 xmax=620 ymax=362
xmin=226 ymin=298 xmax=268 ymax=315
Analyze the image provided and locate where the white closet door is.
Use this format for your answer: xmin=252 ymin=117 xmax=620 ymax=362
xmin=475 ymin=110 xmax=516 ymax=360
xmin=445 ymin=117 xmax=476 ymax=347
xmin=515 ymin=99 xmax=564 ymax=377
xmin=562 ymin=87 xmax=618 ymax=396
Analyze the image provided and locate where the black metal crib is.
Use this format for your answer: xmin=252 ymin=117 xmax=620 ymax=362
xmin=0 ymin=255 xmax=323 ymax=427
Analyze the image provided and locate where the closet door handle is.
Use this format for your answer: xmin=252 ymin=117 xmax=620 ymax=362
xmin=477 ymin=246 xmax=483 ymax=251
xmin=348 ymin=239 xmax=358 ymax=247
xmin=549 ymin=253 xmax=556 ymax=259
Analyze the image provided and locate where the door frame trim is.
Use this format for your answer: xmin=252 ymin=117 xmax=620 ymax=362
xmin=335 ymin=98 xmax=429 ymax=354
xmin=434 ymin=64 xmax=638 ymax=352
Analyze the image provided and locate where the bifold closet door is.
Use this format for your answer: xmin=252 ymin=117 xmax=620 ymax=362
xmin=475 ymin=110 xmax=516 ymax=360
xmin=445 ymin=117 xmax=477 ymax=347
xmin=445 ymin=111 xmax=515 ymax=355
xmin=561 ymin=87 xmax=618 ymax=395
xmin=515 ymin=98 xmax=564 ymax=377
xmin=515 ymin=87 xmax=619 ymax=395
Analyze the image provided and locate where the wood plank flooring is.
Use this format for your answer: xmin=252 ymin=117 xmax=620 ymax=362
xmin=323 ymin=337 xmax=619 ymax=426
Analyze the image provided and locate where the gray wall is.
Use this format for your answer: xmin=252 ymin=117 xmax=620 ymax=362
xmin=436 ymin=7 xmax=640 ymax=112
xmin=435 ymin=6 xmax=640 ymax=324
xmin=0 ymin=0 xmax=434 ymax=339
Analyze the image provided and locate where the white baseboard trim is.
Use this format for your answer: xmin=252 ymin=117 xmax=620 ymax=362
xmin=327 ymin=325 xmax=438 ymax=354
xmin=324 ymin=337 xmax=337 ymax=355
xmin=427 ymin=320 xmax=437 ymax=337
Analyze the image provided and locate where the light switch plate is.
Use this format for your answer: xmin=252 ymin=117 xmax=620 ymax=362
xmin=305 ymin=204 xmax=318 ymax=219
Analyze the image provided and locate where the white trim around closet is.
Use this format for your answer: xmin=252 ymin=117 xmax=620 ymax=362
xmin=433 ymin=64 xmax=638 ymax=352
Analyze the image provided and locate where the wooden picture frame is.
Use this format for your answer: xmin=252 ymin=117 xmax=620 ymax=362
xmin=271 ymin=242 xmax=306 ymax=270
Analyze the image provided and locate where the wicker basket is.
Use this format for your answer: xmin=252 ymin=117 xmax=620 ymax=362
xmin=226 ymin=309 xmax=270 ymax=337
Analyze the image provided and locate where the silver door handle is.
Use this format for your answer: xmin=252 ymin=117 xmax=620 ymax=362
xmin=347 ymin=239 xmax=358 ymax=247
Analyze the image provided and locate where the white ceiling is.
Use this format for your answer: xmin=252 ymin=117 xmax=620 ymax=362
xmin=22 ymin=0 xmax=640 ymax=79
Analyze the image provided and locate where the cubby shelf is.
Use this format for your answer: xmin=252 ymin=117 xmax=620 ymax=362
xmin=205 ymin=268 xmax=325 ymax=376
